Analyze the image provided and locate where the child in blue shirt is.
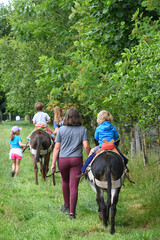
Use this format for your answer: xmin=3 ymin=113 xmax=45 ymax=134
xmin=90 ymin=110 xmax=119 ymax=154
xmin=9 ymin=126 xmax=27 ymax=177
xmin=89 ymin=110 xmax=129 ymax=170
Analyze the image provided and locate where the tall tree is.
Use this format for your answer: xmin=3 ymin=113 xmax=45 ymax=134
xmin=0 ymin=38 xmax=41 ymax=116
xmin=0 ymin=3 xmax=11 ymax=38
xmin=52 ymin=0 xmax=157 ymax=119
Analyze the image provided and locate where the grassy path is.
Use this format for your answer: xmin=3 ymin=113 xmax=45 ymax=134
xmin=0 ymin=121 xmax=160 ymax=240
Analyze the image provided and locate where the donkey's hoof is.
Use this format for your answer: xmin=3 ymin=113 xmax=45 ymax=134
xmin=103 ymin=222 xmax=108 ymax=228
xmin=98 ymin=211 xmax=103 ymax=221
xmin=110 ymin=228 xmax=115 ymax=235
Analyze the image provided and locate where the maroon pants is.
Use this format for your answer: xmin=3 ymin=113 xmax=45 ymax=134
xmin=59 ymin=156 xmax=83 ymax=214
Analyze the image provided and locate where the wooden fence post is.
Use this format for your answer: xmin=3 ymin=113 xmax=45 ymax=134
xmin=142 ymin=134 xmax=148 ymax=166
xmin=158 ymin=126 xmax=160 ymax=167
xmin=131 ymin=127 xmax=135 ymax=160
xmin=134 ymin=124 xmax=141 ymax=155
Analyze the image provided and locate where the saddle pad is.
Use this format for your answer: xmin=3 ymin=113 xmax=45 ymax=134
xmin=102 ymin=142 xmax=115 ymax=150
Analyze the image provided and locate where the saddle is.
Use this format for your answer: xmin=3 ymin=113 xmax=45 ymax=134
xmin=35 ymin=124 xmax=54 ymax=139
xmin=35 ymin=124 xmax=47 ymax=132
xmin=30 ymin=139 xmax=53 ymax=157
xmin=96 ymin=139 xmax=120 ymax=155
xmin=81 ymin=139 xmax=122 ymax=174
xmin=79 ymin=139 xmax=135 ymax=186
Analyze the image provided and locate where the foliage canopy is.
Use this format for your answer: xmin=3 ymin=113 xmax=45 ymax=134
xmin=0 ymin=0 xmax=159 ymax=132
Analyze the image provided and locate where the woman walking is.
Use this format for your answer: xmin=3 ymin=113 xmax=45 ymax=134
xmin=51 ymin=108 xmax=91 ymax=219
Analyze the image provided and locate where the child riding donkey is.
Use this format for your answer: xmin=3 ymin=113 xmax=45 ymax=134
xmin=81 ymin=110 xmax=129 ymax=174
xmin=27 ymin=102 xmax=55 ymax=143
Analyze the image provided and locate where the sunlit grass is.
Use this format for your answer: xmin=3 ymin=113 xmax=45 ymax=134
xmin=0 ymin=121 xmax=160 ymax=240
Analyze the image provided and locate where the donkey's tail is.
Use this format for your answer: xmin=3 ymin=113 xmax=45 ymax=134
xmin=35 ymin=133 xmax=41 ymax=165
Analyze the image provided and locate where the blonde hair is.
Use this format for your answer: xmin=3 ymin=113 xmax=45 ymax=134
xmin=54 ymin=106 xmax=63 ymax=125
xmin=10 ymin=130 xmax=19 ymax=141
xmin=97 ymin=110 xmax=113 ymax=125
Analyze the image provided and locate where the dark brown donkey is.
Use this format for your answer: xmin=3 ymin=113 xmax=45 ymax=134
xmin=87 ymin=150 xmax=126 ymax=234
xmin=30 ymin=130 xmax=53 ymax=184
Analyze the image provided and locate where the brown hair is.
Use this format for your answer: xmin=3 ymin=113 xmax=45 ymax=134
xmin=35 ymin=102 xmax=43 ymax=111
xmin=97 ymin=110 xmax=113 ymax=125
xmin=10 ymin=130 xmax=20 ymax=141
xmin=54 ymin=106 xmax=63 ymax=125
xmin=63 ymin=108 xmax=82 ymax=126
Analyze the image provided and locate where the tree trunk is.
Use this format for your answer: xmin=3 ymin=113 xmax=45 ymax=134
xmin=131 ymin=127 xmax=135 ymax=160
xmin=119 ymin=127 xmax=125 ymax=152
xmin=134 ymin=124 xmax=141 ymax=155
xmin=158 ymin=126 xmax=160 ymax=163
xmin=8 ymin=113 xmax=12 ymax=121
xmin=0 ymin=111 xmax=2 ymax=121
xmin=142 ymin=134 xmax=148 ymax=166
xmin=29 ymin=115 xmax=32 ymax=123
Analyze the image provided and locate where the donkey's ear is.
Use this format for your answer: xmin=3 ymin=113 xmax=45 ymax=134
xmin=115 ymin=139 xmax=120 ymax=147
xmin=94 ymin=139 xmax=99 ymax=146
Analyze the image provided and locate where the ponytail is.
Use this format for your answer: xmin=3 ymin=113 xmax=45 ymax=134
xmin=10 ymin=131 xmax=14 ymax=141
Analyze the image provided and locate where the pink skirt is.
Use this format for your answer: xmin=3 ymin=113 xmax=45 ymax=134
xmin=11 ymin=153 xmax=22 ymax=160
xmin=9 ymin=148 xmax=23 ymax=159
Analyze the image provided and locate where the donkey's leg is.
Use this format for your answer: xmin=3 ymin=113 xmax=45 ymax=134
xmin=40 ymin=159 xmax=44 ymax=180
xmin=96 ymin=186 xmax=107 ymax=227
xmin=40 ymin=159 xmax=43 ymax=173
xmin=34 ymin=165 xmax=38 ymax=184
xmin=31 ymin=154 xmax=38 ymax=184
xmin=45 ymin=153 xmax=50 ymax=177
xmin=110 ymin=188 xmax=120 ymax=235
xmin=41 ymin=157 xmax=47 ymax=180
xmin=98 ymin=206 xmax=103 ymax=221
xmin=41 ymin=154 xmax=50 ymax=180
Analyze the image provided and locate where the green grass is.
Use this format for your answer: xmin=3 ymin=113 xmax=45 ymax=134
xmin=0 ymin=121 xmax=160 ymax=240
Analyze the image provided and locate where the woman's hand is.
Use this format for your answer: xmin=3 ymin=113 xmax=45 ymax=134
xmin=51 ymin=142 xmax=60 ymax=173
xmin=51 ymin=165 xmax=56 ymax=173
xmin=53 ymin=127 xmax=59 ymax=135
xmin=83 ymin=141 xmax=91 ymax=155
